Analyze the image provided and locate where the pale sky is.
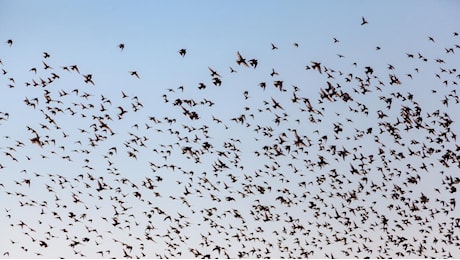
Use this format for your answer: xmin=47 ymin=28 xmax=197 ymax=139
xmin=0 ymin=1 xmax=459 ymax=258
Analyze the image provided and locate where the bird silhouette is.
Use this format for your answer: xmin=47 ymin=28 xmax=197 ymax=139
xmin=236 ymin=51 xmax=249 ymax=67
xmin=129 ymin=71 xmax=140 ymax=79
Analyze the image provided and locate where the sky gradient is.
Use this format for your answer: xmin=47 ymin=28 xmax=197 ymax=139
xmin=1 ymin=1 xmax=460 ymax=258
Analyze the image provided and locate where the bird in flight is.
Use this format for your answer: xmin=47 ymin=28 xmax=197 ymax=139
xmin=83 ymin=74 xmax=94 ymax=85
xmin=70 ymin=65 xmax=80 ymax=74
xmin=208 ymin=67 xmax=221 ymax=78
xmin=178 ymin=49 xmax=187 ymax=57
xmin=236 ymin=51 xmax=249 ymax=67
xmin=361 ymin=16 xmax=368 ymax=25
xmin=249 ymin=59 xmax=258 ymax=69
xmin=118 ymin=43 xmax=125 ymax=51
xmin=129 ymin=71 xmax=140 ymax=79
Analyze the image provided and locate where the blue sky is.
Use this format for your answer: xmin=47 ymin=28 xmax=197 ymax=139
xmin=1 ymin=1 xmax=460 ymax=258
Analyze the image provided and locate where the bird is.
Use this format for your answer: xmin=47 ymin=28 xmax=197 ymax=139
xmin=361 ymin=16 xmax=368 ymax=25
xmin=118 ymin=43 xmax=125 ymax=51
xmin=208 ymin=67 xmax=221 ymax=78
xmin=259 ymin=82 xmax=267 ymax=90
xmin=311 ymin=61 xmax=322 ymax=74
xmin=42 ymin=61 xmax=53 ymax=70
xmin=83 ymin=74 xmax=94 ymax=85
xmin=129 ymin=71 xmax=140 ymax=79
xmin=70 ymin=65 xmax=80 ymax=74
xmin=236 ymin=51 xmax=249 ymax=67
xmin=178 ymin=48 xmax=187 ymax=57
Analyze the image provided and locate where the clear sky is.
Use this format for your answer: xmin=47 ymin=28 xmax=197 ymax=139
xmin=1 ymin=1 xmax=460 ymax=258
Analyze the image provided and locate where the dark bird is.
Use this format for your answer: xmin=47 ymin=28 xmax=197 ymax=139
xmin=361 ymin=16 xmax=368 ymax=25
xmin=259 ymin=82 xmax=266 ymax=90
xmin=212 ymin=77 xmax=222 ymax=86
xmin=208 ymin=67 xmax=221 ymax=78
xmin=236 ymin=51 xmax=249 ymax=67
xmin=70 ymin=65 xmax=80 ymax=74
xmin=311 ymin=61 xmax=322 ymax=74
xmin=198 ymin=83 xmax=206 ymax=89
xmin=83 ymin=74 xmax=94 ymax=85
xmin=271 ymin=97 xmax=284 ymax=110
xmin=178 ymin=48 xmax=187 ymax=57
xmin=43 ymin=61 xmax=53 ymax=70
xmin=249 ymin=59 xmax=258 ymax=68
xmin=129 ymin=71 xmax=140 ymax=79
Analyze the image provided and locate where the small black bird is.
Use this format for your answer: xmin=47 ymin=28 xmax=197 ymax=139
xmin=129 ymin=71 xmax=140 ymax=79
xmin=178 ymin=49 xmax=187 ymax=57
xmin=236 ymin=51 xmax=249 ymax=67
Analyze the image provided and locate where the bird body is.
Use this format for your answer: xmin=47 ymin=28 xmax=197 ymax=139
xmin=236 ymin=51 xmax=249 ymax=67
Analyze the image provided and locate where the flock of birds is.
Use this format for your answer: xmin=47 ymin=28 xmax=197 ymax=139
xmin=1 ymin=17 xmax=460 ymax=258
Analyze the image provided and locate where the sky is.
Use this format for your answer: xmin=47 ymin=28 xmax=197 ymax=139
xmin=0 ymin=1 xmax=460 ymax=258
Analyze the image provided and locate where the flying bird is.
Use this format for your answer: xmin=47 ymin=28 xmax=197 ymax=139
xmin=129 ymin=71 xmax=140 ymax=79
xmin=208 ymin=67 xmax=221 ymax=78
xmin=236 ymin=51 xmax=249 ymax=67
xmin=83 ymin=74 xmax=94 ymax=85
